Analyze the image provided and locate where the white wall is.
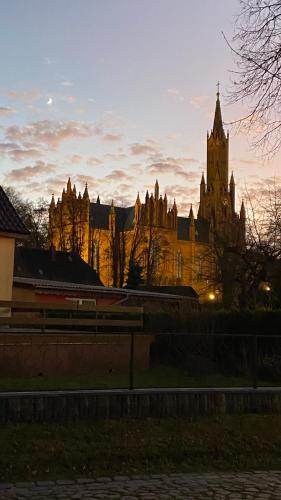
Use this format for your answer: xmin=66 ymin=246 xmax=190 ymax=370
xmin=0 ymin=236 xmax=15 ymax=316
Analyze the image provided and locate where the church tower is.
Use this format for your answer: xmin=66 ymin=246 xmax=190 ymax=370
xmin=198 ymin=86 xmax=245 ymax=245
xmin=198 ymin=86 xmax=231 ymax=223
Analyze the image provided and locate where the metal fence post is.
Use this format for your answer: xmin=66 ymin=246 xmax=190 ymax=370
xmin=252 ymin=334 xmax=258 ymax=389
xmin=129 ymin=332 xmax=135 ymax=390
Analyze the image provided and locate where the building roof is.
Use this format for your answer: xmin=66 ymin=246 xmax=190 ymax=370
xmin=140 ymin=285 xmax=199 ymax=298
xmin=14 ymin=247 xmax=103 ymax=286
xmin=177 ymin=216 xmax=209 ymax=243
xmin=13 ymin=276 xmax=198 ymax=302
xmin=91 ymin=202 xmax=210 ymax=243
xmin=90 ymin=202 xmax=135 ymax=230
xmin=0 ymin=186 xmax=29 ymax=237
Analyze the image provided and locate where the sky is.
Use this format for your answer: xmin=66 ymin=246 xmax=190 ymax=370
xmin=0 ymin=0 xmax=280 ymax=215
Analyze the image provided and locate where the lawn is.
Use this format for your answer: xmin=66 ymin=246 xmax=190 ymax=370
xmin=1 ymin=414 xmax=281 ymax=481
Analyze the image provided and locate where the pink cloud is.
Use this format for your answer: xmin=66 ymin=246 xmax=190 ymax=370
xmin=102 ymin=133 xmax=123 ymax=142
xmin=7 ymin=89 xmax=41 ymax=103
xmin=130 ymin=142 xmax=159 ymax=155
xmin=5 ymin=161 xmax=56 ymax=182
xmin=0 ymin=107 xmax=17 ymax=116
xmin=6 ymin=120 xmax=96 ymax=150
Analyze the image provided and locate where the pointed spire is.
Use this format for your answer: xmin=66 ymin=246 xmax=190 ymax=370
xmin=240 ymin=200 xmax=245 ymax=219
xmin=78 ymin=191 xmax=82 ymax=200
xmin=189 ymin=204 xmax=194 ymax=221
xmin=83 ymin=183 xmax=89 ymax=200
xmin=67 ymin=177 xmax=71 ymax=193
xmin=173 ymin=198 xmax=177 ymax=210
xmin=136 ymin=192 xmax=141 ymax=204
xmin=154 ymin=179 xmax=159 ymax=200
xmin=212 ymin=84 xmax=225 ymax=139
xmin=145 ymin=190 xmax=149 ymax=202
xmin=73 ymin=184 xmax=77 ymax=196
xmin=50 ymin=193 xmax=55 ymax=209
xmin=201 ymin=172 xmax=205 ymax=185
xmin=230 ymin=171 xmax=235 ymax=185
xmin=97 ymin=195 xmax=100 ymax=204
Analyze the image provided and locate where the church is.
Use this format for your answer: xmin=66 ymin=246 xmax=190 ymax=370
xmin=49 ymin=91 xmax=245 ymax=299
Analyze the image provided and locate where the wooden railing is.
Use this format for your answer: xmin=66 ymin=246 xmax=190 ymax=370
xmin=0 ymin=300 xmax=144 ymax=333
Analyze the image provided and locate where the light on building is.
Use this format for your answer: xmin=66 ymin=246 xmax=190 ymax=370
xmin=208 ymin=292 xmax=216 ymax=301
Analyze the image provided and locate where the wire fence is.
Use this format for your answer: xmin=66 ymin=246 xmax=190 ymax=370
xmin=0 ymin=300 xmax=281 ymax=391
xmin=0 ymin=331 xmax=280 ymax=391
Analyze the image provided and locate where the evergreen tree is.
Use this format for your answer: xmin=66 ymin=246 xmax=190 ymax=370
xmin=126 ymin=260 xmax=143 ymax=289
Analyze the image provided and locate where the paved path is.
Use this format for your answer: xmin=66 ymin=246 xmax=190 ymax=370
xmin=0 ymin=472 xmax=280 ymax=499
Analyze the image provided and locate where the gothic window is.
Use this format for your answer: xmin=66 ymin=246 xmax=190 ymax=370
xmin=196 ymin=254 xmax=203 ymax=281
xmin=91 ymin=239 xmax=99 ymax=272
xmin=176 ymin=250 xmax=183 ymax=279
xmin=152 ymin=242 xmax=160 ymax=271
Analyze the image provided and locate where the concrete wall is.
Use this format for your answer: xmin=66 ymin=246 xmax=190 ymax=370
xmin=0 ymin=388 xmax=281 ymax=423
xmin=0 ymin=333 xmax=154 ymax=377
xmin=0 ymin=236 xmax=15 ymax=316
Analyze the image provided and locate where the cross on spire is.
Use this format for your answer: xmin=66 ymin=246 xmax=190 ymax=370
xmin=216 ymin=81 xmax=220 ymax=98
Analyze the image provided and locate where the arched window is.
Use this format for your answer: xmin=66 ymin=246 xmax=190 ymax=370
xmin=176 ymin=250 xmax=182 ymax=279
xmin=91 ymin=239 xmax=99 ymax=272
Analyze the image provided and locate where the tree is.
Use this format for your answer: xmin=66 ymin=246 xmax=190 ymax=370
xmin=4 ymin=186 xmax=49 ymax=248
xmin=125 ymin=260 xmax=144 ymax=289
xmin=226 ymin=0 xmax=281 ymax=155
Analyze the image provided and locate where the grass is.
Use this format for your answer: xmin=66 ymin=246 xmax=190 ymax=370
xmin=1 ymin=414 xmax=281 ymax=481
xmin=0 ymin=365 xmax=256 ymax=391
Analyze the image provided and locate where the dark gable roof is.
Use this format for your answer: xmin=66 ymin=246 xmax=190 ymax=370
xmin=0 ymin=186 xmax=29 ymax=236
xmin=14 ymin=247 xmax=103 ymax=286
xmin=177 ymin=216 xmax=209 ymax=243
xmin=90 ymin=202 xmax=134 ymax=230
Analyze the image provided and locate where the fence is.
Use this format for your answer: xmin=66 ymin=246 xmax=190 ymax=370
xmin=0 ymin=301 xmax=281 ymax=391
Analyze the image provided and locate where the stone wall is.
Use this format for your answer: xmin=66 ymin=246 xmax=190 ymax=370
xmin=0 ymin=388 xmax=281 ymax=423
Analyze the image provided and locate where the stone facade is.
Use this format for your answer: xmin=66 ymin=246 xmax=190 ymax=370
xmin=49 ymin=92 xmax=245 ymax=298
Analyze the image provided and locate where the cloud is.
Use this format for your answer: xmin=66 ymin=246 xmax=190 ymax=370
xmin=130 ymin=142 xmax=160 ymax=156
xmin=102 ymin=133 xmax=123 ymax=142
xmin=62 ymin=95 xmax=76 ymax=104
xmin=71 ymin=154 xmax=82 ymax=164
xmin=44 ymin=57 xmax=56 ymax=65
xmin=6 ymin=120 xmax=96 ymax=150
xmin=5 ymin=161 xmax=56 ymax=182
xmin=103 ymin=152 xmax=127 ymax=162
xmin=8 ymin=148 xmax=44 ymax=161
xmin=87 ymin=157 xmax=103 ymax=166
xmin=232 ymin=157 xmax=261 ymax=166
xmin=147 ymin=156 xmax=199 ymax=180
xmin=60 ymin=80 xmax=73 ymax=87
xmin=105 ymin=170 xmax=132 ymax=182
xmin=167 ymin=88 xmax=184 ymax=102
xmin=0 ymin=107 xmax=17 ymax=116
xmin=7 ymin=90 xmax=41 ymax=103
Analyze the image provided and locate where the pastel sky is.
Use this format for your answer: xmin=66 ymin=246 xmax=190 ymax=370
xmin=0 ymin=0 xmax=280 ymax=215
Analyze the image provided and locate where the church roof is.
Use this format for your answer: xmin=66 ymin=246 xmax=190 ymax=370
xmin=0 ymin=186 xmax=29 ymax=237
xmin=90 ymin=202 xmax=135 ymax=230
xmin=14 ymin=247 xmax=103 ymax=286
xmin=90 ymin=202 xmax=209 ymax=243
xmin=177 ymin=216 xmax=209 ymax=243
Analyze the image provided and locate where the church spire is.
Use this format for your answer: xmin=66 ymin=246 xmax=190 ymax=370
xmin=212 ymin=83 xmax=225 ymax=139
